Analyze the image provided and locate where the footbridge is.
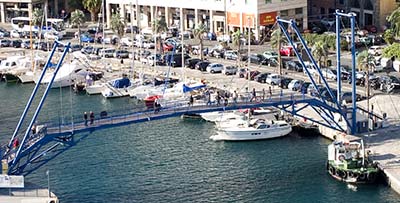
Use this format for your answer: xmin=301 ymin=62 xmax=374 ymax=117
xmin=1 ymin=11 xmax=380 ymax=176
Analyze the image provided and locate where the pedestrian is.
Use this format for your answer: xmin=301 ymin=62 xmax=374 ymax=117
xmin=233 ymin=90 xmax=238 ymax=104
xmin=31 ymin=124 xmax=36 ymax=135
xmin=216 ymin=92 xmax=221 ymax=105
xmin=189 ymin=95 xmax=194 ymax=106
xmin=154 ymin=98 xmax=160 ymax=113
xmin=262 ymin=88 xmax=265 ymax=101
xmin=250 ymin=88 xmax=256 ymax=102
xmin=269 ymin=86 xmax=272 ymax=98
xmin=224 ymin=97 xmax=228 ymax=106
xmin=12 ymin=138 xmax=19 ymax=149
xmin=84 ymin=112 xmax=88 ymax=126
xmin=89 ymin=111 xmax=94 ymax=125
xmin=120 ymin=59 xmax=124 ymax=64
xmin=206 ymin=91 xmax=212 ymax=105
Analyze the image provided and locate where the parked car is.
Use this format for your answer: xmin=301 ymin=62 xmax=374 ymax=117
xmin=70 ymin=44 xmax=83 ymax=52
xmin=299 ymin=82 xmax=311 ymax=94
xmin=378 ymin=75 xmax=400 ymax=93
xmin=185 ymin=58 xmax=201 ymax=69
xmin=288 ymin=79 xmax=304 ymax=91
xmin=120 ymin=37 xmax=134 ymax=46
xmin=286 ymin=61 xmax=303 ymax=72
xmin=368 ymin=45 xmax=384 ymax=56
xmin=245 ymin=70 xmax=261 ymax=80
xmin=224 ymin=50 xmax=239 ymax=60
xmin=0 ymin=39 xmax=11 ymax=47
xmin=21 ymin=40 xmax=33 ymax=49
xmin=279 ymin=77 xmax=293 ymax=89
xmin=222 ymin=65 xmax=238 ymax=75
xmin=342 ymin=92 xmax=362 ymax=103
xmin=147 ymin=54 xmax=164 ymax=66
xmin=10 ymin=30 xmax=21 ymax=38
xmin=81 ymin=34 xmax=94 ymax=43
xmin=10 ymin=40 xmax=22 ymax=48
xmin=251 ymin=54 xmax=269 ymax=65
xmin=238 ymin=68 xmax=247 ymax=78
xmin=0 ymin=28 xmax=10 ymax=38
xmin=265 ymin=73 xmax=281 ymax=85
xmin=307 ymin=84 xmax=323 ymax=96
xmin=143 ymin=40 xmax=155 ymax=49
xmin=255 ymin=72 xmax=270 ymax=83
xmin=195 ymin=61 xmax=211 ymax=71
xmin=263 ymin=51 xmax=278 ymax=59
xmin=321 ymin=68 xmax=338 ymax=80
xmin=206 ymin=63 xmax=224 ymax=73
xmin=99 ymin=48 xmax=116 ymax=58
xmin=280 ymin=46 xmax=294 ymax=56
xmin=114 ymin=50 xmax=130 ymax=58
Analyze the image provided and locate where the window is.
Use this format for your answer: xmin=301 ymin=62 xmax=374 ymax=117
xmin=280 ymin=10 xmax=288 ymax=16
xmin=265 ymin=0 xmax=272 ymax=3
xmin=339 ymin=0 xmax=344 ymax=4
xmin=295 ymin=8 xmax=303 ymax=15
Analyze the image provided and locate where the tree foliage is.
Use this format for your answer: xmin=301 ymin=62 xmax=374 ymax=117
xmin=110 ymin=12 xmax=125 ymax=41
xmin=71 ymin=9 xmax=85 ymax=45
xmin=356 ymin=50 xmax=374 ymax=71
xmin=312 ymin=40 xmax=328 ymax=67
xmin=83 ymin=0 xmax=102 ymax=21
xmin=193 ymin=23 xmax=208 ymax=60
xmin=32 ymin=8 xmax=43 ymax=27
xmin=383 ymin=29 xmax=395 ymax=45
xmin=387 ymin=7 xmax=400 ymax=38
xmin=382 ymin=43 xmax=400 ymax=59
xmin=270 ymin=29 xmax=284 ymax=74
xmin=152 ymin=18 xmax=167 ymax=34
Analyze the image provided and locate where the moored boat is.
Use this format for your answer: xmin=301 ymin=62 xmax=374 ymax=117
xmin=210 ymin=118 xmax=292 ymax=141
xmin=327 ymin=139 xmax=379 ymax=184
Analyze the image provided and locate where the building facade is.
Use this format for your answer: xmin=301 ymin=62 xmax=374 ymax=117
xmin=0 ymin=0 xmax=67 ymax=23
xmin=105 ymin=0 xmax=308 ymax=40
xmin=309 ymin=0 xmax=400 ymax=31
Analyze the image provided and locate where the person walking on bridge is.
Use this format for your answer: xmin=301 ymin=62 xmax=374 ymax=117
xmin=84 ymin=112 xmax=88 ymax=126
xmin=89 ymin=111 xmax=94 ymax=125
xmin=250 ymin=88 xmax=256 ymax=102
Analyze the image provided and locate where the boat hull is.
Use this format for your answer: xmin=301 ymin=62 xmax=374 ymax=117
xmin=327 ymin=161 xmax=379 ymax=184
xmin=211 ymin=125 xmax=292 ymax=141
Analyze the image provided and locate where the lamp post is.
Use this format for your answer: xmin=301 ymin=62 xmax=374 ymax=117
xmin=130 ymin=3 xmax=135 ymax=78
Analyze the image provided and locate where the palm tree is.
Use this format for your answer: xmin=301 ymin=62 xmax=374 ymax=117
xmin=83 ymin=0 xmax=102 ymax=22
xmin=357 ymin=50 xmax=374 ymax=125
xmin=387 ymin=7 xmax=400 ymax=39
xmin=110 ymin=12 xmax=125 ymax=47
xmin=32 ymin=8 xmax=43 ymax=40
xmin=270 ymin=29 xmax=283 ymax=75
xmin=193 ymin=23 xmax=208 ymax=60
xmin=70 ymin=9 xmax=85 ymax=46
xmin=312 ymin=40 xmax=328 ymax=84
xmin=232 ymin=30 xmax=242 ymax=64
xmin=152 ymin=17 xmax=168 ymax=54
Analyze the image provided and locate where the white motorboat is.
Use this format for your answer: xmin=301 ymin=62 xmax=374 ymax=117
xmin=128 ymin=84 xmax=164 ymax=100
xmin=210 ymin=119 xmax=292 ymax=141
xmin=201 ymin=111 xmax=244 ymax=122
xmin=101 ymin=76 xmax=136 ymax=98
xmin=39 ymin=60 xmax=89 ymax=88
xmin=85 ymin=81 xmax=106 ymax=95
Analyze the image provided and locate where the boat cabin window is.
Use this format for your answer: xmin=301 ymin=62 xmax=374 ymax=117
xmin=74 ymin=68 xmax=82 ymax=73
xmin=279 ymin=124 xmax=288 ymax=127
xmin=11 ymin=62 xmax=16 ymax=66
xmin=256 ymin=124 xmax=269 ymax=129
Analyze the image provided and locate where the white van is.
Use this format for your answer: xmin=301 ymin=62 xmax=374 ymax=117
xmin=99 ymin=48 xmax=115 ymax=58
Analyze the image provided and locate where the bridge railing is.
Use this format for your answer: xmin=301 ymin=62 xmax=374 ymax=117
xmin=43 ymin=92 xmax=311 ymax=134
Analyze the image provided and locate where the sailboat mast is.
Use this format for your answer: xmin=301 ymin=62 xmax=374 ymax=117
xmin=102 ymin=0 xmax=105 ymax=54
xmin=130 ymin=3 xmax=135 ymax=78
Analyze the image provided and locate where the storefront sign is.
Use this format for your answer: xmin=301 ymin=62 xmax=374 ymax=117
xmin=259 ymin=12 xmax=277 ymax=26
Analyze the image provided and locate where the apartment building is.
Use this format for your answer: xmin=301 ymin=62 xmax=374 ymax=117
xmin=309 ymin=0 xmax=400 ymax=31
xmin=105 ymin=0 xmax=308 ymax=40
xmin=0 ymin=0 xmax=66 ymax=23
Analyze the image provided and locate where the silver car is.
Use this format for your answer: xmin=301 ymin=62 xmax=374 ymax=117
xmin=222 ymin=65 xmax=238 ymax=75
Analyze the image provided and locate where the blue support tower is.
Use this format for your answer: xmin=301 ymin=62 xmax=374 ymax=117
xmin=335 ymin=10 xmax=357 ymax=135
xmin=9 ymin=41 xmax=71 ymax=174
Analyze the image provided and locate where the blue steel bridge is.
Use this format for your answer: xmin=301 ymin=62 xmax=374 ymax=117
xmin=1 ymin=12 xmax=380 ymax=176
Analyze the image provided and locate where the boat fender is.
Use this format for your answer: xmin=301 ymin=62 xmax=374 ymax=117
xmin=348 ymin=171 xmax=354 ymax=178
xmin=353 ymin=172 xmax=360 ymax=179
xmin=359 ymin=173 xmax=367 ymax=180
xmin=329 ymin=166 xmax=335 ymax=174
xmin=338 ymin=155 xmax=345 ymax=161
xmin=337 ymin=170 xmax=346 ymax=179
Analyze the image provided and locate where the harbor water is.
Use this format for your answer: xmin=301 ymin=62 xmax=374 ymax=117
xmin=0 ymin=83 xmax=399 ymax=202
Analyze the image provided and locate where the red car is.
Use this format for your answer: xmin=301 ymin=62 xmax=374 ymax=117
xmin=280 ymin=46 xmax=294 ymax=56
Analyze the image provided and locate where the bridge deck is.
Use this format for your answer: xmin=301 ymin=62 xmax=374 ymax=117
xmin=46 ymin=94 xmax=312 ymax=136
